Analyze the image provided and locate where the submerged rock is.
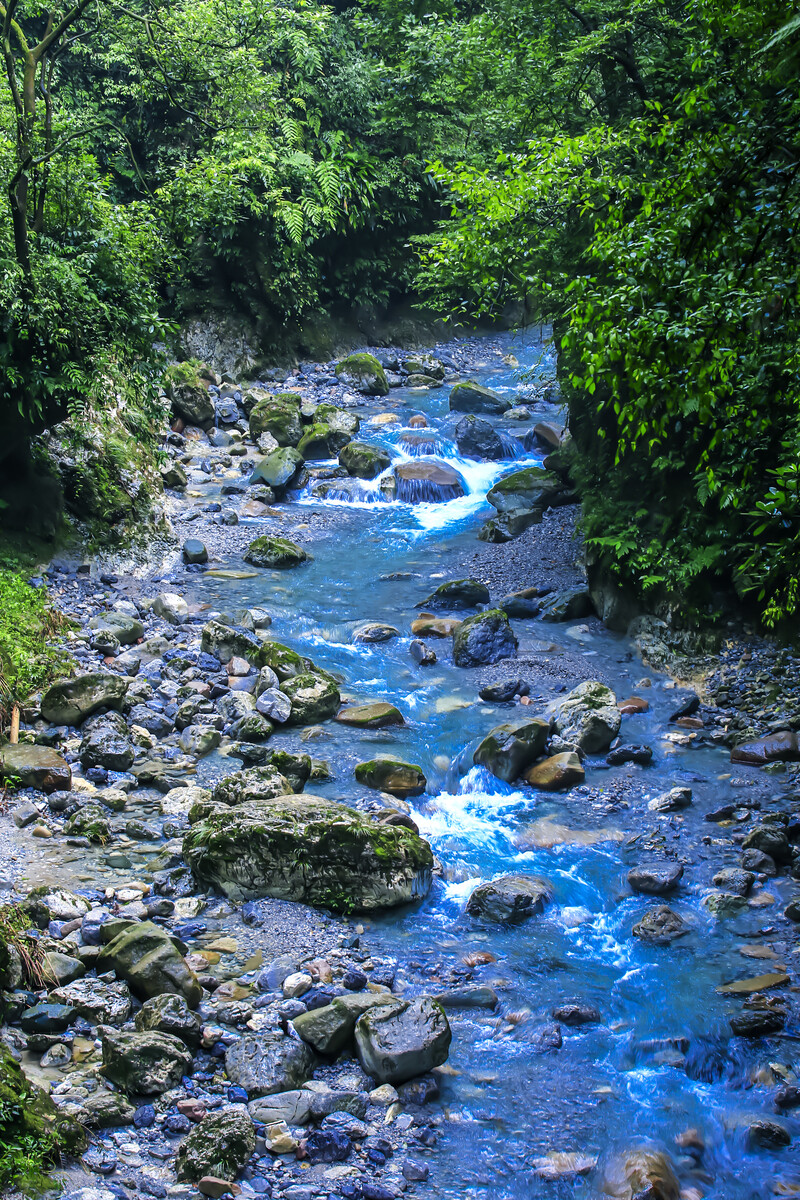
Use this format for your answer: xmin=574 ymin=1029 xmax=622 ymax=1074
xmin=465 ymin=874 xmax=552 ymax=924
xmin=628 ymin=863 xmax=684 ymax=895
xmin=335 ymin=701 xmax=404 ymax=728
xmin=600 ymin=1147 xmax=680 ymax=1200
xmin=631 ymin=906 xmax=688 ymax=945
xmin=452 ymin=608 xmax=517 ymax=667
xmin=183 ymin=794 xmax=433 ymax=909
xmin=394 ymin=460 xmax=466 ymax=502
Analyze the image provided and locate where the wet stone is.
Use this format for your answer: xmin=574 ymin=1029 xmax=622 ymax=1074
xmin=628 ymin=863 xmax=684 ymax=895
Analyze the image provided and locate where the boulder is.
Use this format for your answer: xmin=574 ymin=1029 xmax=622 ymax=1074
xmin=183 ymin=794 xmax=433 ymax=909
xmin=631 ymin=906 xmax=688 ymax=944
xmin=452 ymin=608 xmax=517 ymax=667
xmin=315 ymin=403 xmax=361 ymax=434
xmin=64 ymin=803 xmax=110 ymax=842
xmin=98 ymin=921 xmax=202 ymax=1005
xmin=249 ymin=447 xmax=304 ymax=490
xmin=338 ymin=441 xmax=391 ymax=479
xmin=354 ymin=997 xmax=451 ymax=1084
xmin=87 ymin=612 xmax=144 ymax=645
xmin=99 ymin=1027 xmax=192 ymax=1094
xmin=742 ymin=822 xmax=792 ymax=863
xmin=297 ymin=423 xmax=352 ymax=460
xmin=731 ymin=732 xmax=800 ymax=765
xmin=411 ymin=615 xmax=462 ymax=637
xmin=486 ymin=467 xmax=569 ymax=516
xmin=353 ymin=623 xmax=400 ymax=643
xmin=628 ymin=863 xmax=684 ymax=895
xmin=176 ymin=1109 xmax=256 ymax=1184
xmin=0 ymin=744 xmax=71 ymax=792
xmin=224 ymin=1031 xmax=317 ymax=1097
xmin=418 ymin=578 xmax=490 ymax=610
xmin=552 ymin=680 xmax=620 ymax=753
xmin=135 ymin=993 xmax=202 ymax=1047
xmin=249 ymin=394 xmax=303 ymax=446
xmin=79 ymin=720 xmax=134 ymax=772
xmin=449 ymin=382 xmax=511 ymax=415
xmin=293 ymin=994 xmax=401 ymax=1056
xmin=167 ymin=364 xmax=215 ymax=428
xmin=282 ymin=672 xmax=340 ymax=724
xmin=498 ymin=587 xmax=542 ymax=617
xmin=473 ymin=720 xmax=549 ymax=782
xmin=161 ymin=462 xmax=187 ymax=489
xmin=465 ymin=874 xmax=552 ymax=924
xmin=244 ymin=536 xmax=311 ymax=569
xmin=394 ymin=460 xmax=466 ymax=502
xmin=212 ymin=766 xmax=292 ymax=807
xmin=335 ymin=701 xmax=404 ymax=728
xmin=78 ymin=1091 xmax=137 ymax=1129
xmin=150 ymin=593 xmax=189 ymax=625
xmin=50 ymin=979 xmax=132 ymax=1025
xmin=183 ymin=538 xmax=208 ymax=564
xmin=454 ymin=415 xmax=506 ymax=460
xmin=524 ymin=752 xmax=585 ymax=790
xmin=404 ymin=354 xmax=445 ymax=379
xmin=539 ymin=587 xmax=593 ymax=622
xmin=258 ymin=640 xmax=309 ymax=680
xmin=355 ymin=758 xmax=427 ymax=798
xmin=335 ymin=353 xmax=389 ymax=396
xmin=41 ymin=672 xmax=128 ymax=725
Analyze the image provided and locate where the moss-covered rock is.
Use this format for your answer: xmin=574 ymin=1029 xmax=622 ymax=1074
xmin=244 ymin=535 xmax=311 ymax=569
xmin=166 ymin=362 xmax=215 ymax=428
xmin=281 ymin=672 xmax=340 ymax=724
xmin=335 ymin=353 xmax=389 ymax=397
xmin=257 ymin=640 xmax=311 ymax=680
xmin=212 ymin=766 xmax=293 ymax=807
xmin=176 ymin=1108 xmax=256 ymax=1183
xmin=249 ymin=393 xmax=303 ymax=446
xmin=297 ymin=422 xmax=352 ymax=460
xmin=314 ymin=403 xmax=361 ymax=434
xmin=335 ymin=702 xmax=404 ymax=728
xmin=41 ymin=671 xmax=129 ymax=725
xmin=355 ymin=758 xmax=427 ymax=798
xmin=99 ymin=1027 xmax=192 ymax=1094
xmin=0 ymin=1041 xmax=86 ymax=1182
xmin=183 ymin=794 xmax=433 ymax=909
xmin=551 ymin=680 xmax=620 ymax=753
xmin=249 ymin=446 xmax=305 ymax=490
xmin=452 ymin=608 xmax=518 ymax=667
xmin=97 ymin=920 xmax=202 ymax=1006
xmin=449 ymin=381 xmax=511 ymax=415
xmin=339 ymin=441 xmax=391 ymax=479
xmin=64 ymin=803 xmax=110 ymax=843
xmin=486 ymin=467 xmax=571 ymax=516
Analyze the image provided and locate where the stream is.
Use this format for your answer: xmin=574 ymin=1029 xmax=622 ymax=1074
xmin=21 ymin=328 xmax=800 ymax=1199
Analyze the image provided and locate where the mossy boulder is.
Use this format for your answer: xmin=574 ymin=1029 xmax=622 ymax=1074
xmin=97 ymin=920 xmax=202 ymax=1006
xmin=335 ymin=701 xmax=404 ymax=728
xmin=244 ymin=536 xmax=311 ymax=569
xmin=418 ymin=578 xmax=490 ymax=610
xmin=212 ymin=766 xmax=293 ymax=807
xmin=297 ymin=423 xmax=352 ymax=460
xmin=183 ymin=794 xmax=434 ymax=909
xmin=201 ymin=619 xmax=263 ymax=663
xmin=452 ymin=608 xmax=518 ymax=667
xmin=176 ymin=1108 xmax=256 ymax=1183
xmin=249 ymin=394 xmax=303 ymax=446
xmin=257 ymin=640 xmax=311 ymax=680
xmin=249 ymin=447 xmax=304 ymax=490
xmin=355 ymin=758 xmax=427 ymax=798
xmin=335 ymin=353 xmax=389 ymax=396
xmin=282 ymin=672 xmax=340 ymax=724
xmin=449 ymin=381 xmax=511 ymax=415
xmin=486 ymin=467 xmax=571 ymax=516
xmin=339 ymin=441 xmax=391 ymax=479
xmin=99 ymin=1027 xmax=192 ymax=1094
xmin=166 ymin=362 xmax=215 ymax=429
xmin=64 ymin=803 xmax=110 ymax=842
xmin=473 ymin=720 xmax=550 ymax=782
xmin=0 ymin=1042 xmax=86 ymax=1167
xmin=314 ymin=403 xmax=361 ymax=434
xmin=41 ymin=671 xmax=129 ymax=725
xmin=0 ymin=744 xmax=71 ymax=793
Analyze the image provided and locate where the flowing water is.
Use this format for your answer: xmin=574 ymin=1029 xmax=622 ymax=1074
xmin=38 ymin=331 xmax=800 ymax=1196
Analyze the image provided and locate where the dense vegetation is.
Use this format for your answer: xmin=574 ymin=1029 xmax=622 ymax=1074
xmin=1 ymin=0 xmax=798 ymax=623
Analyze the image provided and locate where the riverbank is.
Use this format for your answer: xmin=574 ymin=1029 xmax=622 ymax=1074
xmin=2 ymin=330 xmax=800 ymax=1200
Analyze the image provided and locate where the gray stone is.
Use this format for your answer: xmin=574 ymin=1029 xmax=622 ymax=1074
xmin=224 ymin=1031 xmax=317 ymax=1097
xmin=465 ymin=874 xmax=552 ymax=924
xmin=99 ymin=1027 xmax=192 ymax=1094
xmin=41 ymin=673 xmax=129 ymax=726
xmin=355 ymin=997 xmax=451 ymax=1084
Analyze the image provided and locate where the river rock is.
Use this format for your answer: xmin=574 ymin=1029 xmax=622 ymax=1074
xmin=353 ymin=622 xmax=400 ymax=642
xmin=183 ymin=539 xmax=208 ymax=564
xmin=419 ymin=578 xmax=490 ymax=609
xmin=452 ymin=608 xmax=517 ymax=667
xmin=51 ymin=979 xmax=132 ymax=1025
xmin=256 ymin=687 xmax=292 ymax=722
xmin=524 ymin=751 xmax=585 ymax=790
xmin=176 ymin=1108 xmax=257 ymax=1183
xmin=282 ymin=672 xmax=340 ymax=724
xmin=225 ymin=1031 xmax=317 ymax=1097
xmin=704 ymin=889 xmax=748 ymax=917
xmin=99 ymin=1028 xmax=192 ymax=1094
xmin=335 ymin=353 xmax=389 ymax=396
xmin=135 ymin=993 xmax=202 ymax=1047
xmin=298 ymin=422 xmax=351 ymax=459
xmin=212 ymin=766 xmax=292 ymax=807
xmin=0 ymin=744 xmax=71 ymax=792
xmin=183 ymin=794 xmax=433 ymax=909
xmin=538 ymin=587 xmax=593 ymax=622
xmin=250 ymin=447 xmax=304 ymax=490
xmin=486 ymin=467 xmax=569 ymax=516
xmin=632 ymin=906 xmax=688 ymax=944
xmin=465 ymin=874 xmax=552 ymax=923
xmin=551 ymin=680 xmax=620 ymax=753
xmin=473 ymin=720 xmax=549 ymax=782
xmin=293 ymin=994 xmax=401 ymax=1056
xmin=335 ymin=701 xmax=404 ymax=728
xmin=354 ymin=997 xmax=451 ymax=1084
xmin=87 ymin=611 xmax=144 ymax=645
xmin=244 ymin=535 xmax=311 ymax=568
xmin=498 ymin=587 xmax=542 ymax=617
xmin=742 ymin=822 xmax=792 ymax=863
xmin=249 ymin=394 xmax=303 ymax=446
xmin=315 ymin=402 xmax=361 ymax=434
xmin=150 ymin=592 xmax=189 ymax=624
xmin=628 ymin=863 xmax=684 ymax=895
xmin=394 ymin=460 xmax=465 ymax=502
xmin=80 ymin=719 xmax=134 ymax=772
xmin=258 ymin=640 xmax=309 ymax=680
xmin=355 ymin=758 xmax=427 ymax=798
xmin=648 ymin=786 xmax=692 ymax=813
xmin=411 ymin=615 xmax=462 ymax=637
xmin=41 ymin=672 xmax=128 ymax=725
xmin=65 ymin=803 xmax=110 ymax=842
xmin=600 ymin=1147 xmax=680 ymax=1200
xmin=449 ymin=381 xmax=511 ymax=414
xmin=712 ymin=867 xmax=754 ymax=895
xmin=43 ymin=951 xmax=85 ymax=987
xmin=339 ymin=442 xmax=391 ymax=479
xmin=731 ymin=731 xmax=800 ymax=765
xmin=454 ymin=415 xmax=506 ymax=460
xmin=78 ymin=1092 xmax=137 ymax=1129
xmin=98 ymin=921 xmax=202 ymax=1005
xmin=168 ymin=366 xmax=215 ymax=427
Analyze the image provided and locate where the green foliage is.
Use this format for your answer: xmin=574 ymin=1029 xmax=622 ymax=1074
xmin=0 ymin=568 xmax=70 ymax=717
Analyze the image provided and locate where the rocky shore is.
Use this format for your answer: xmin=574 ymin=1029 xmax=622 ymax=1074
xmin=3 ymin=334 xmax=800 ymax=1200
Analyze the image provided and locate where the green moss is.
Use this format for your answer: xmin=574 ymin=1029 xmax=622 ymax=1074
xmin=0 ymin=1042 xmax=85 ymax=1193
xmin=0 ymin=569 xmax=72 ymax=719
xmin=165 ymin=360 xmax=205 ymax=390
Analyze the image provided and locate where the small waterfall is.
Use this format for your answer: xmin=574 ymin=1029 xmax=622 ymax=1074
xmin=396 ymin=433 xmax=442 ymax=457
xmin=394 ymin=459 xmax=467 ymax=503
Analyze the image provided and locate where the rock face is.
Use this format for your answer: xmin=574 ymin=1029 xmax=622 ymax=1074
xmin=452 ymin=608 xmax=517 ymax=667
xmin=224 ymin=1031 xmax=317 ymax=1097
xmin=282 ymin=672 xmax=340 ymax=724
xmin=354 ymin=997 xmax=451 ymax=1084
xmin=183 ymin=794 xmax=434 ymax=909
xmin=41 ymin=672 xmax=128 ymax=725
xmin=449 ymin=382 xmax=511 ymax=415
xmin=339 ymin=441 xmax=391 ymax=479
xmin=455 ymin=415 xmax=506 ymax=460
xmin=355 ymin=758 xmax=427 ymax=798
xmin=552 ymin=681 xmax=620 ymax=753
xmin=99 ymin=1028 xmax=192 ymax=1094
xmin=473 ymin=720 xmax=550 ymax=782
xmin=0 ymin=744 xmax=71 ymax=792
xmin=465 ymin=874 xmax=552 ymax=924
xmin=419 ymin=578 xmax=490 ymax=609
xmin=176 ymin=1109 xmax=256 ymax=1183
xmin=524 ymin=752 xmax=585 ymax=791
xmin=335 ymin=353 xmax=389 ymax=396
xmin=98 ymin=921 xmax=202 ymax=1006
xmin=244 ymin=536 xmax=311 ymax=568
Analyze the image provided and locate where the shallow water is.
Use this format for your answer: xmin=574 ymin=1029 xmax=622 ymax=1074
xmin=46 ymin=331 xmax=800 ymax=1195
